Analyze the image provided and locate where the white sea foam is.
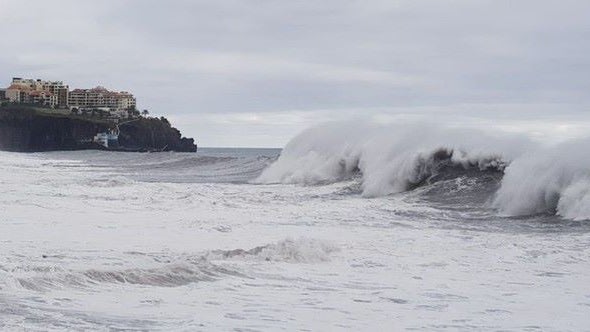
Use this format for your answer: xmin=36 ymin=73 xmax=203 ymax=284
xmin=88 ymin=176 xmax=137 ymax=188
xmin=10 ymin=261 xmax=236 ymax=291
xmin=1 ymin=145 xmax=590 ymax=331
xmin=256 ymin=121 xmax=590 ymax=220
xmin=209 ymin=238 xmax=339 ymax=263
xmin=255 ymin=121 xmax=532 ymax=197
xmin=2 ymin=238 xmax=337 ymax=294
xmin=493 ymin=137 xmax=590 ymax=219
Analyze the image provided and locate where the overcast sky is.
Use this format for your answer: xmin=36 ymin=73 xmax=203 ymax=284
xmin=1 ymin=0 xmax=589 ymax=147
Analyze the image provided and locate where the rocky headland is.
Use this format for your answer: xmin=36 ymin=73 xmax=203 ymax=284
xmin=0 ymin=106 xmax=197 ymax=152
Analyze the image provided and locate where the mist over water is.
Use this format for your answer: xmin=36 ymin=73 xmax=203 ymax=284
xmin=1 ymin=123 xmax=589 ymax=330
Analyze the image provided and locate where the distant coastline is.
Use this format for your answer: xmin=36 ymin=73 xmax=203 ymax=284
xmin=0 ymin=104 xmax=197 ymax=153
xmin=0 ymin=77 xmax=197 ymax=152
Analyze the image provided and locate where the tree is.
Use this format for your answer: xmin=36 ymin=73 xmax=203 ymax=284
xmin=142 ymin=109 xmax=149 ymax=117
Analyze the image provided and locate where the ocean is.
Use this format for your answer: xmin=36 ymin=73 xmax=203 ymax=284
xmin=1 ymin=124 xmax=590 ymax=331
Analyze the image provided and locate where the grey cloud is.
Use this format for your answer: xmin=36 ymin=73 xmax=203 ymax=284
xmin=1 ymin=0 xmax=589 ymax=146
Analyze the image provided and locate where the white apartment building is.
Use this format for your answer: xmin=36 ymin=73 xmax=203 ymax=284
xmin=3 ymin=77 xmax=138 ymax=118
xmin=6 ymin=78 xmax=69 ymax=108
xmin=68 ymin=86 xmax=136 ymax=114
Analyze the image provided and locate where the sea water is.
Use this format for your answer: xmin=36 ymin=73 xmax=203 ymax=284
xmin=1 ymin=125 xmax=589 ymax=331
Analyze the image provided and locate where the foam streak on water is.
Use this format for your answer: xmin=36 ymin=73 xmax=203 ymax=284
xmin=0 ymin=144 xmax=589 ymax=331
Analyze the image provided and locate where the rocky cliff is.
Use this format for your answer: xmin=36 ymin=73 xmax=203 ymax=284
xmin=118 ymin=117 xmax=197 ymax=152
xmin=0 ymin=106 xmax=197 ymax=152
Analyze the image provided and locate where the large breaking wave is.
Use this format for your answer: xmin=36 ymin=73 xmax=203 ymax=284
xmin=254 ymin=122 xmax=530 ymax=196
xmin=493 ymin=138 xmax=590 ymax=220
xmin=255 ymin=122 xmax=590 ymax=220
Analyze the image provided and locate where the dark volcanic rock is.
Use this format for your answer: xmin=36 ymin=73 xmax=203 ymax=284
xmin=0 ymin=107 xmax=197 ymax=152
xmin=118 ymin=117 xmax=197 ymax=152
xmin=0 ymin=107 xmax=107 ymax=152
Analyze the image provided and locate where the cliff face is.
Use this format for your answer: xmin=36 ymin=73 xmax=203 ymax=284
xmin=0 ymin=107 xmax=197 ymax=152
xmin=118 ymin=117 xmax=197 ymax=152
xmin=0 ymin=107 xmax=107 ymax=152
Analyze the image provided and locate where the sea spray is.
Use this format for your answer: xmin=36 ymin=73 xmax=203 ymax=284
xmin=255 ymin=121 xmax=532 ymax=197
xmin=493 ymin=137 xmax=590 ymax=219
xmin=208 ymin=238 xmax=339 ymax=263
xmin=2 ymin=147 xmax=590 ymax=331
xmin=258 ymin=121 xmax=590 ymax=220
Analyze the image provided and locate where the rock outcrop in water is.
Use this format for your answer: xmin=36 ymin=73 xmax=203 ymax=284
xmin=0 ymin=106 xmax=197 ymax=152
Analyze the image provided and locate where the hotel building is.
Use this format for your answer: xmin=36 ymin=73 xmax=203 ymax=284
xmin=6 ymin=78 xmax=69 ymax=108
xmin=2 ymin=77 xmax=137 ymax=117
xmin=68 ymin=86 xmax=136 ymax=114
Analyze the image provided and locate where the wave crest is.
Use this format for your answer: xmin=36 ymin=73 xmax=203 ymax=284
xmin=9 ymin=238 xmax=337 ymax=292
xmin=13 ymin=260 xmax=237 ymax=291
xmin=255 ymin=122 xmax=528 ymax=197
xmin=493 ymin=138 xmax=590 ymax=220
xmin=208 ymin=238 xmax=338 ymax=263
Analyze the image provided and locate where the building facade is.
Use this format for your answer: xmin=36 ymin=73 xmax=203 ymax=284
xmin=6 ymin=84 xmax=57 ymax=107
xmin=41 ymin=81 xmax=69 ymax=107
xmin=5 ymin=78 xmax=69 ymax=108
xmin=3 ymin=77 xmax=137 ymax=118
xmin=68 ymin=86 xmax=136 ymax=115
